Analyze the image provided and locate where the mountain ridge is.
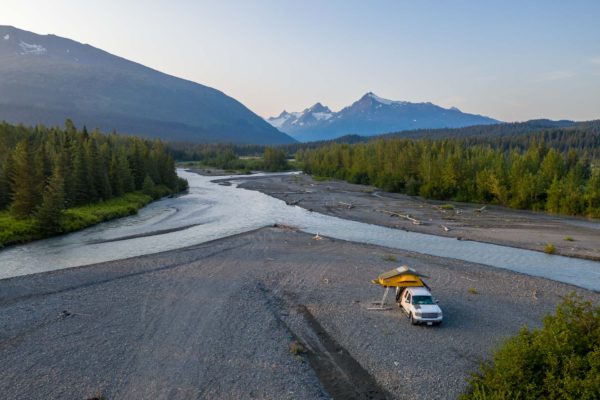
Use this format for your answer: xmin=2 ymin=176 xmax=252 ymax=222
xmin=0 ymin=25 xmax=296 ymax=144
xmin=267 ymin=92 xmax=499 ymax=142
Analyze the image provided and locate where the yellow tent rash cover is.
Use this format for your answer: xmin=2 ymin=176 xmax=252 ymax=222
xmin=371 ymin=266 xmax=429 ymax=287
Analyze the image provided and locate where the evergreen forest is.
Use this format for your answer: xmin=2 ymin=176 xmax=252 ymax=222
xmin=297 ymin=135 xmax=600 ymax=217
xmin=0 ymin=120 xmax=188 ymax=246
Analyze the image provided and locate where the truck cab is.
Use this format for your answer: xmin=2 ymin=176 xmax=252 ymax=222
xmin=399 ymin=287 xmax=443 ymax=326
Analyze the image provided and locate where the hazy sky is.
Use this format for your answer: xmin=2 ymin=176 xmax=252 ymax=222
xmin=3 ymin=0 xmax=600 ymax=121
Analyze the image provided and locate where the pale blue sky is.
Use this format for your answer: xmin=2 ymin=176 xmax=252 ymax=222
xmin=3 ymin=0 xmax=600 ymax=121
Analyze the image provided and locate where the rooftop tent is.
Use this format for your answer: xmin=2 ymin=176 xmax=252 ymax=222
xmin=371 ymin=266 xmax=428 ymax=288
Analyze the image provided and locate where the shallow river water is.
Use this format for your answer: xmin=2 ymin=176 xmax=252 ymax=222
xmin=1 ymin=169 xmax=599 ymax=291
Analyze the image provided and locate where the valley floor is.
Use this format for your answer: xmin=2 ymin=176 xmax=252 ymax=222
xmin=238 ymin=174 xmax=600 ymax=261
xmin=1 ymin=227 xmax=598 ymax=400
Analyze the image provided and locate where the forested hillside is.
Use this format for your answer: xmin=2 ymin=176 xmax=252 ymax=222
xmin=297 ymin=137 xmax=600 ymax=217
xmin=461 ymin=127 xmax=600 ymax=159
xmin=380 ymin=119 xmax=599 ymax=140
xmin=0 ymin=120 xmax=187 ymax=246
xmin=169 ymin=120 xmax=600 ymax=161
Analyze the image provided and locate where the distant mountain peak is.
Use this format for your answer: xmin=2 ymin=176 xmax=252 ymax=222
xmin=306 ymin=102 xmax=332 ymax=114
xmin=303 ymin=103 xmax=331 ymax=118
xmin=268 ymin=92 xmax=499 ymax=142
xmin=360 ymin=92 xmax=407 ymax=106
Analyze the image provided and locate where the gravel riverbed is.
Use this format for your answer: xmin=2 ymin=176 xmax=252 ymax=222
xmin=1 ymin=227 xmax=597 ymax=399
xmin=238 ymin=173 xmax=600 ymax=261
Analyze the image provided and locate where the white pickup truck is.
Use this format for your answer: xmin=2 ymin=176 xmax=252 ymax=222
xmin=398 ymin=286 xmax=443 ymax=326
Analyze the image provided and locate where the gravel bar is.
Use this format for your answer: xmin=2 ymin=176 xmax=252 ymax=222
xmin=1 ymin=227 xmax=598 ymax=399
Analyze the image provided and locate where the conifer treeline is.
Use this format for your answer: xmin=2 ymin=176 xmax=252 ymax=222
xmin=169 ymin=125 xmax=600 ymax=162
xmin=0 ymin=120 xmax=187 ymax=222
xmin=297 ymin=138 xmax=600 ymax=217
xmin=460 ymin=128 xmax=600 ymax=159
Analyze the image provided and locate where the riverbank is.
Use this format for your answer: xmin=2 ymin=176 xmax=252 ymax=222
xmin=1 ymin=226 xmax=598 ymax=399
xmin=186 ymin=166 xmax=301 ymax=177
xmin=0 ymin=186 xmax=174 ymax=249
xmin=238 ymin=174 xmax=600 ymax=261
xmin=185 ymin=166 xmax=255 ymax=176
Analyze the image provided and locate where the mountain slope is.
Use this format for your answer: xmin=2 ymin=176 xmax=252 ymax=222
xmin=0 ymin=26 xmax=295 ymax=144
xmin=267 ymin=92 xmax=499 ymax=142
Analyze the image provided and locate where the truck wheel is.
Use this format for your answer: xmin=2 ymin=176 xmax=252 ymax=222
xmin=409 ymin=313 xmax=417 ymax=325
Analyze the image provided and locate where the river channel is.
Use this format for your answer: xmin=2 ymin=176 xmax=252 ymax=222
xmin=0 ymin=169 xmax=599 ymax=291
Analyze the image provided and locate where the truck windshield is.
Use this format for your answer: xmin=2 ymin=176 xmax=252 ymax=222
xmin=412 ymin=295 xmax=434 ymax=305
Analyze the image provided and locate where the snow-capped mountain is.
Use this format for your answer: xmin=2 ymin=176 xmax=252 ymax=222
xmin=269 ymin=103 xmax=333 ymax=130
xmin=267 ymin=92 xmax=499 ymax=142
xmin=0 ymin=25 xmax=295 ymax=144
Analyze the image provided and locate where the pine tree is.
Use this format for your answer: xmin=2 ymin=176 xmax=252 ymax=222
xmin=109 ymin=154 xmax=124 ymax=197
xmin=118 ymin=153 xmax=135 ymax=193
xmin=584 ymin=166 xmax=600 ymax=217
xmin=71 ymin=145 xmax=89 ymax=206
xmin=163 ymin=155 xmax=178 ymax=190
xmin=130 ymin=141 xmax=146 ymax=189
xmin=96 ymin=143 xmax=112 ymax=200
xmin=10 ymin=140 xmax=38 ymax=217
xmin=61 ymin=135 xmax=77 ymax=207
xmin=142 ymin=174 xmax=155 ymax=197
xmin=0 ymin=158 xmax=12 ymax=210
xmin=64 ymin=119 xmax=77 ymax=135
xmin=83 ymin=139 xmax=99 ymax=202
xmin=36 ymin=165 xmax=65 ymax=233
xmin=32 ymin=145 xmax=48 ymax=196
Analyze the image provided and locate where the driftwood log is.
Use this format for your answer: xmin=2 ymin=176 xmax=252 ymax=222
xmin=338 ymin=201 xmax=354 ymax=209
xmin=376 ymin=209 xmax=422 ymax=225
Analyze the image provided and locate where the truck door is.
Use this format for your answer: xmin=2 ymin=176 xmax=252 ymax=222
xmin=402 ymin=291 xmax=411 ymax=310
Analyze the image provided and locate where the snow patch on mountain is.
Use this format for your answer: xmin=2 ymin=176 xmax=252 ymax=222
xmin=366 ymin=92 xmax=407 ymax=106
xmin=267 ymin=104 xmax=333 ymax=128
xmin=3 ymin=34 xmax=9 ymax=41
xmin=19 ymin=41 xmax=47 ymax=55
xmin=268 ymin=111 xmax=301 ymax=129
xmin=313 ymin=112 xmax=333 ymax=121
xmin=268 ymin=115 xmax=290 ymax=129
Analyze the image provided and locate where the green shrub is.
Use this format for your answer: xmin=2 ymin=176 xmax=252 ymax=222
xmin=62 ymin=192 xmax=153 ymax=230
xmin=461 ymin=294 xmax=600 ymax=399
xmin=563 ymin=236 xmax=575 ymax=242
xmin=287 ymin=159 xmax=304 ymax=171
xmin=0 ymin=212 xmax=40 ymax=248
xmin=289 ymin=340 xmax=307 ymax=355
xmin=544 ymin=243 xmax=557 ymax=254
xmin=263 ymin=147 xmax=288 ymax=172
xmin=441 ymin=203 xmax=455 ymax=210
xmin=176 ymin=177 xmax=189 ymax=192
xmin=381 ymin=254 xmax=398 ymax=262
